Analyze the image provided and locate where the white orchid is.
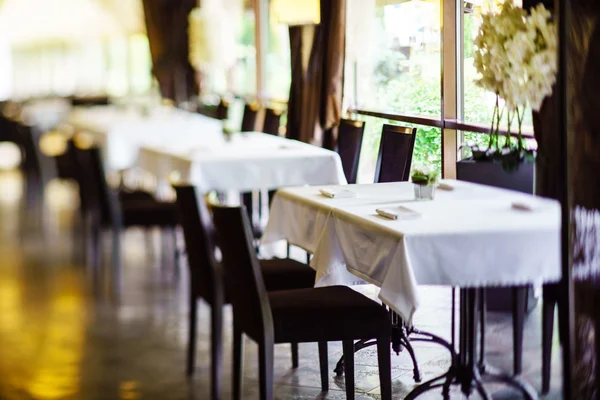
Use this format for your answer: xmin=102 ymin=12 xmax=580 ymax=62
xmin=473 ymin=0 xmax=557 ymax=152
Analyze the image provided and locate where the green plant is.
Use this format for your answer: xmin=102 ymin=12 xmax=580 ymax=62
xmin=411 ymin=166 xmax=439 ymax=186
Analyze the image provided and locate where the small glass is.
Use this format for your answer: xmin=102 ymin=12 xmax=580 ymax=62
xmin=414 ymin=184 xmax=435 ymax=201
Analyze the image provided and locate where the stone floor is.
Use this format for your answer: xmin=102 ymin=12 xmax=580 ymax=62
xmin=0 ymin=171 xmax=563 ymax=399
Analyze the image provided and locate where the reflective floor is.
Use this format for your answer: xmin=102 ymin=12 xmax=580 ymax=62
xmin=0 ymin=171 xmax=562 ymax=399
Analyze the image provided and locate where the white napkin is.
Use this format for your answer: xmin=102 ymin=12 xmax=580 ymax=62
xmin=511 ymin=200 xmax=540 ymax=212
xmin=319 ymin=188 xmax=356 ymax=199
xmin=376 ymin=206 xmax=420 ymax=220
xmin=437 ymin=182 xmax=454 ymax=191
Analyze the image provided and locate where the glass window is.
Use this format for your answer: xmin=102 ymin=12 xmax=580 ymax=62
xmin=346 ymin=0 xmax=441 ymax=117
xmin=345 ymin=0 xmax=443 ymax=182
xmin=231 ymin=3 xmax=257 ymax=96
xmin=266 ymin=2 xmax=291 ymax=101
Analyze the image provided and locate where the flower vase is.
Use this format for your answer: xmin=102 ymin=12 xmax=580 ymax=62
xmin=414 ymin=184 xmax=435 ymax=200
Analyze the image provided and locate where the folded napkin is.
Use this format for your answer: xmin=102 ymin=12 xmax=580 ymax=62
xmin=437 ymin=182 xmax=455 ymax=191
xmin=376 ymin=206 xmax=420 ymax=220
xmin=319 ymin=188 xmax=356 ymax=199
xmin=511 ymin=200 xmax=540 ymax=212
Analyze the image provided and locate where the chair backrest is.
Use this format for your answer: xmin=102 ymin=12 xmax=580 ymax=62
xmin=241 ymin=102 xmax=260 ymax=132
xmin=0 ymin=115 xmax=22 ymax=145
xmin=70 ymin=96 xmax=110 ymax=107
xmin=374 ymin=124 xmax=417 ymax=183
xmin=337 ymin=118 xmax=365 ymax=184
xmin=262 ymin=108 xmax=283 ymax=136
xmin=211 ymin=205 xmax=273 ymax=339
xmin=174 ymin=185 xmax=222 ymax=303
xmin=17 ymin=123 xmax=42 ymax=178
xmin=216 ymin=98 xmax=230 ymax=120
xmin=74 ymin=146 xmax=121 ymax=226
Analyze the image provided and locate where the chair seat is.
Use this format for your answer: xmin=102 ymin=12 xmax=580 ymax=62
xmin=260 ymin=258 xmax=316 ymax=291
xmin=122 ymin=200 xmax=179 ymax=227
xmin=268 ymin=286 xmax=390 ymax=343
xmin=119 ymin=190 xmax=156 ymax=202
xmin=207 ymin=259 xmax=316 ymax=306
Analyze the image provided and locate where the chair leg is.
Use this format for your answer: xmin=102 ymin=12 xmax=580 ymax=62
xmin=186 ymin=296 xmax=197 ymax=377
xmin=291 ymin=342 xmax=299 ymax=369
xmin=342 ymin=340 xmax=355 ymax=400
xmin=512 ymin=287 xmax=527 ymax=375
xmin=377 ymin=336 xmax=392 ymax=400
xmin=210 ymin=303 xmax=223 ymax=400
xmin=233 ymin=323 xmax=244 ymax=400
xmin=318 ymin=341 xmax=329 ymax=391
xmin=542 ymin=292 xmax=556 ymax=394
xmin=111 ymin=222 xmax=122 ymax=295
xmin=258 ymin=341 xmax=274 ymax=400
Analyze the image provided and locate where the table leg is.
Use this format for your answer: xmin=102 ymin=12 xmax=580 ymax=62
xmin=405 ymin=288 xmax=539 ymax=399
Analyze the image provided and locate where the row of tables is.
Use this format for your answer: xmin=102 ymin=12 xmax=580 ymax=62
xmin=66 ymin=105 xmax=347 ymax=192
xmin=38 ymin=103 xmax=560 ymax=398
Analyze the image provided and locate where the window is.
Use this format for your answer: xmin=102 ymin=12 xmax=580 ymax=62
xmin=346 ymin=0 xmax=441 ymax=116
xmin=344 ymin=0 xmax=536 ymax=180
xmin=231 ymin=3 xmax=257 ymax=97
xmin=266 ymin=3 xmax=291 ymax=101
xmin=345 ymin=0 xmax=443 ymax=180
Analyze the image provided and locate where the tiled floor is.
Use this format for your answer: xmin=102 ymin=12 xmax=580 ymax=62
xmin=0 ymin=171 xmax=563 ymax=399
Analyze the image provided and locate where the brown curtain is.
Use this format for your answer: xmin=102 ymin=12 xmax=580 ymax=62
xmin=286 ymin=0 xmax=346 ymax=148
xmin=142 ymin=0 xmax=196 ymax=103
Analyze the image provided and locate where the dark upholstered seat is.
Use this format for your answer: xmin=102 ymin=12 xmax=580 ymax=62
xmin=121 ymin=200 xmax=178 ymax=227
xmin=259 ymin=258 xmax=316 ymax=291
xmin=211 ymin=204 xmax=392 ymax=400
xmin=174 ymin=185 xmax=318 ymax=400
xmin=269 ymin=286 xmax=390 ymax=343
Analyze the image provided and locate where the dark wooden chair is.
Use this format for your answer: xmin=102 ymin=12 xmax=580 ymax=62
xmin=239 ymin=101 xmax=262 ymax=237
xmin=173 ymin=186 xmax=319 ymax=399
xmin=0 ymin=117 xmax=45 ymax=222
xmin=240 ymin=102 xmax=260 ymax=132
xmin=73 ymin=146 xmax=179 ymax=272
xmin=215 ymin=98 xmax=230 ymax=121
xmin=374 ymin=124 xmax=417 ymax=183
xmin=211 ymin=204 xmax=392 ymax=400
xmin=70 ymin=96 xmax=110 ymax=107
xmin=262 ymin=108 xmax=283 ymax=136
xmin=337 ymin=119 xmax=366 ymax=184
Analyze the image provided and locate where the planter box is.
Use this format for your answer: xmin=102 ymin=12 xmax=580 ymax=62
xmin=456 ymin=159 xmax=534 ymax=194
xmin=456 ymin=159 xmax=537 ymax=312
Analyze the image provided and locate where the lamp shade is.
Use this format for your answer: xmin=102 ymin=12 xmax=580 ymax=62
xmin=271 ymin=0 xmax=320 ymax=26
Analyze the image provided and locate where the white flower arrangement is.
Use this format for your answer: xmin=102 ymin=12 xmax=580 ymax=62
xmin=473 ymin=1 xmax=556 ymax=165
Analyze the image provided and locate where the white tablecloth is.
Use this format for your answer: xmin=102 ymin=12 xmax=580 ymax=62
xmin=262 ymin=181 xmax=561 ymax=323
xmin=21 ymin=98 xmax=71 ymax=131
xmin=67 ymin=105 xmax=224 ymax=170
xmin=138 ymin=132 xmax=348 ymax=192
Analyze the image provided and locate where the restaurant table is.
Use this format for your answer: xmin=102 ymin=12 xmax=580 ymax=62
xmin=21 ymin=98 xmax=71 ymax=131
xmin=262 ymin=180 xmax=561 ymax=398
xmin=67 ymin=105 xmax=224 ymax=171
xmin=137 ymin=132 xmax=348 ymax=192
